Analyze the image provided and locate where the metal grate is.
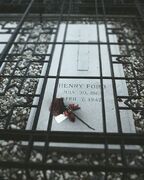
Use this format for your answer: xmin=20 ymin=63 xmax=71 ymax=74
xmin=0 ymin=0 xmax=144 ymax=179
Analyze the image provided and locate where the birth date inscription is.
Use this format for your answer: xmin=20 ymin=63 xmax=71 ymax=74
xmin=58 ymin=82 xmax=106 ymax=103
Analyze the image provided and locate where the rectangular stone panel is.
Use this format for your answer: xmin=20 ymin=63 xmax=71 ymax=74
xmin=26 ymin=23 xmax=137 ymax=150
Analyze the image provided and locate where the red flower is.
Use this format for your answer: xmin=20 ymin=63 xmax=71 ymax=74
xmin=68 ymin=104 xmax=80 ymax=111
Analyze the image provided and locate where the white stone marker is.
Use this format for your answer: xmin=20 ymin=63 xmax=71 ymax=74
xmin=26 ymin=24 xmax=137 ymax=150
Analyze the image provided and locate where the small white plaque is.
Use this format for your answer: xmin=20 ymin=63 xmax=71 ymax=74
xmin=55 ymin=114 xmax=67 ymax=124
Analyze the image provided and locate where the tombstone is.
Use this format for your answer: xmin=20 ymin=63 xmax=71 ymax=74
xmin=26 ymin=24 xmax=138 ymax=150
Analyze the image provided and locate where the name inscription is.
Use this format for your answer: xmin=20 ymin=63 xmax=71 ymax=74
xmin=58 ymin=83 xmax=106 ymax=102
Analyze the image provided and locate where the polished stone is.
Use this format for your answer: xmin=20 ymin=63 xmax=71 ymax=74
xmin=26 ymin=24 xmax=137 ymax=150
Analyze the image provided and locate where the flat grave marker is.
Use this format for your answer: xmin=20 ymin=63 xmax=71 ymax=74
xmin=26 ymin=24 xmax=137 ymax=150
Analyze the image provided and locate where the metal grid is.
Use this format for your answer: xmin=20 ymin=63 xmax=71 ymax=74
xmin=0 ymin=0 xmax=144 ymax=179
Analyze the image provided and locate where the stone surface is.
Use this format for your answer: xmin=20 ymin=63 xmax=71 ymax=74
xmin=26 ymin=24 xmax=137 ymax=150
xmin=0 ymin=25 xmax=12 ymax=73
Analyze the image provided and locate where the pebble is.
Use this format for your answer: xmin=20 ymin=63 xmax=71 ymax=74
xmin=130 ymin=161 xmax=136 ymax=166
xmin=59 ymin=175 xmax=64 ymax=180
xmin=12 ymin=145 xmax=18 ymax=153
xmin=117 ymin=163 xmax=122 ymax=166
xmin=16 ymin=117 xmax=21 ymax=121
xmin=93 ymin=161 xmax=99 ymax=165
xmin=31 ymin=32 xmax=39 ymax=39
xmin=1 ymin=141 xmax=8 ymax=146
xmin=58 ymin=159 xmax=64 ymax=164
xmin=64 ymin=172 xmax=70 ymax=179
xmin=22 ymin=110 xmax=27 ymax=115
xmin=77 ymin=153 xmax=82 ymax=160
xmin=130 ymin=174 xmax=138 ymax=179
xmin=139 ymin=121 xmax=144 ymax=126
xmin=22 ymin=174 xmax=27 ymax=180
xmin=107 ymin=174 xmax=112 ymax=179
xmin=47 ymin=159 xmax=52 ymax=163
xmin=17 ymin=170 xmax=22 ymax=174
xmin=89 ymin=172 xmax=94 ymax=176
xmin=36 ymin=153 xmax=42 ymax=161
xmin=136 ymin=127 xmax=141 ymax=132
xmin=10 ymin=124 xmax=18 ymax=129
xmin=11 ymin=174 xmax=17 ymax=179
xmin=117 ymin=156 xmax=122 ymax=161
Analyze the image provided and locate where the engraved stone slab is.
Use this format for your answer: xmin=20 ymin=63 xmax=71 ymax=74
xmin=77 ymin=45 xmax=89 ymax=71
xmin=26 ymin=24 xmax=137 ymax=150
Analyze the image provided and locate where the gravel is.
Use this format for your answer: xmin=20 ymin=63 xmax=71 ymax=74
xmin=114 ymin=21 xmax=144 ymax=133
xmin=0 ymin=20 xmax=144 ymax=179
